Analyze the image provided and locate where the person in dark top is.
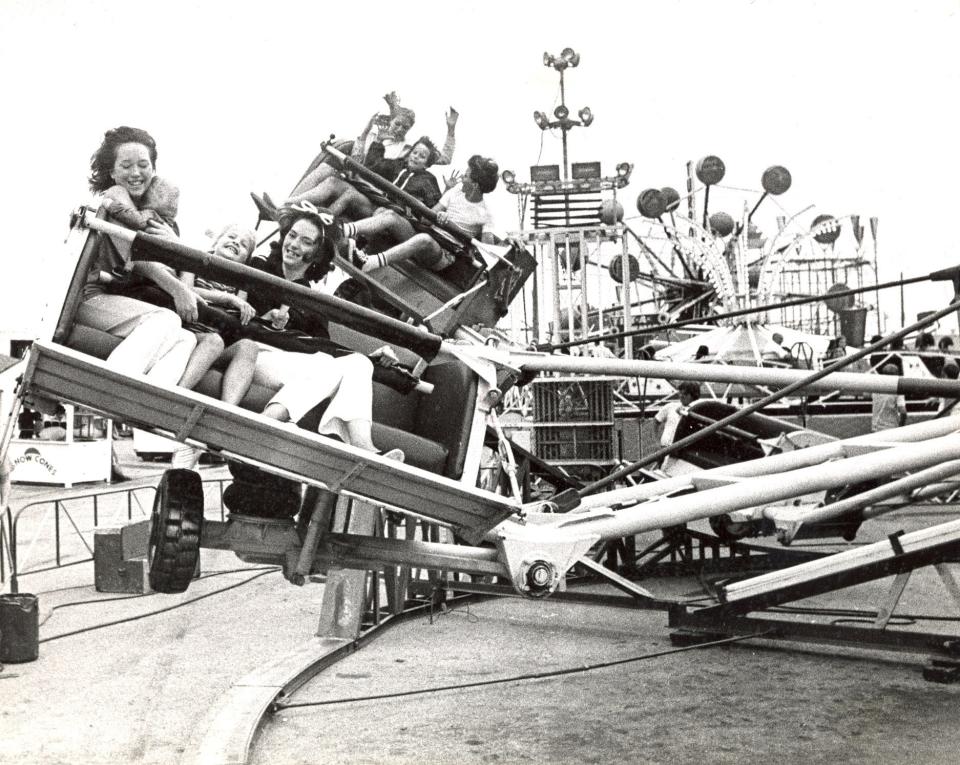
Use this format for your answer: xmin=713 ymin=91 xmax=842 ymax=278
xmin=78 ymin=126 xmax=204 ymax=384
xmin=365 ymin=135 xmax=444 ymax=207
xmin=246 ymin=207 xmax=337 ymax=339
xmin=241 ymin=202 xmax=403 ymax=459
xmin=342 ymin=153 xmax=499 ymax=273
xmin=284 ymin=136 xmax=444 ymax=221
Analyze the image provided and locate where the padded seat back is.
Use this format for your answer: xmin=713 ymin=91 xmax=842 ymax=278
xmin=67 ymin=317 xmax=479 ymax=479
xmin=328 ymin=322 xmax=479 ymax=477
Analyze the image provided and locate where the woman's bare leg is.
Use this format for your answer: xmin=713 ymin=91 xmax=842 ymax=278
xmin=287 ymin=176 xmax=347 ymax=208
xmin=288 ymin=163 xmax=338 ymax=197
xmin=358 ymin=233 xmax=443 ymax=272
xmin=220 ymin=339 xmax=259 ymax=405
xmin=177 ymin=332 xmax=225 ymax=390
xmin=343 ymin=210 xmax=415 ymax=245
xmin=344 ymin=419 xmax=377 ymax=451
xmin=330 ymin=188 xmax=374 ymax=220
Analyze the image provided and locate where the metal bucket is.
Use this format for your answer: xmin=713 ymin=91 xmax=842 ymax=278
xmin=0 ymin=593 xmax=39 ymax=663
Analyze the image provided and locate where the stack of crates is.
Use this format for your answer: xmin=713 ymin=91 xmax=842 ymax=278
xmin=532 ymin=376 xmax=618 ymax=478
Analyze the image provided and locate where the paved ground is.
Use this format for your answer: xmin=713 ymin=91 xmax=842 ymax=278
xmin=254 ymin=585 xmax=960 ymax=765
xmin=4 ymin=443 xmax=960 ymax=764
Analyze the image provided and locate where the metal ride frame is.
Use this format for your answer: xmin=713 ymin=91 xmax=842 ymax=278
xmin=10 ymin=210 xmax=960 ymax=609
xmin=8 ymin=214 xmax=960 ymax=762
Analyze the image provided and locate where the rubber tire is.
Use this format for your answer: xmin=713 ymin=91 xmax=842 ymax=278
xmin=149 ymin=469 xmax=204 ymax=594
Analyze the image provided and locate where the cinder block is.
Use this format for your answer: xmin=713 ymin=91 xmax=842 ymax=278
xmin=94 ymin=520 xmax=151 ymax=594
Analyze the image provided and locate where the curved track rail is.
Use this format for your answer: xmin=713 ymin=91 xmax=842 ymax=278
xmin=190 ymin=523 xmax=833 ymax=765
xmin=192 ymin=597 xmax=451 ymax=765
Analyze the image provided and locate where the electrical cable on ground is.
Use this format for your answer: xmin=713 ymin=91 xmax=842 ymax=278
xmin=39 ymin=567 xmax=279 ymax=644
xmin=272 ymin=630 xmax=770 ymax=712
xmin=40 ymin=593 xmax=142 ymax=626
xmin=35 ymin=565 xmax=281 ymax=626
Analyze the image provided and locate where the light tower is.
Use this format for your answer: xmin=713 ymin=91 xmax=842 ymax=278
xmin=534 ymin=48 xmax=593 ymax=181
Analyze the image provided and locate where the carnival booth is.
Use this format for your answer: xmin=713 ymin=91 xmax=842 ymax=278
xmin=8 ymin=403 xmax=113 ymax=487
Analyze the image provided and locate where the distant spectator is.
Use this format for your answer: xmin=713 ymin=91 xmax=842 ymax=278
xmin=655 ymin=381 xmax=700 ymax=449
xmin=916 ymin=332 xmax=936 ymax=351
xmin=871 ymin=363 xmax=907 ymax=432
xmin=939 ymin=337 xmax=955 ymax=353
xmin=585 ymin=341 xmax=616 ymax=359
xmin=36 ymin=424 xmax=67 ymax=441
xmin=694 ymin=344 xmax=709 ymax=360
xmin=770 ymin=332 xmax=792 ymax=357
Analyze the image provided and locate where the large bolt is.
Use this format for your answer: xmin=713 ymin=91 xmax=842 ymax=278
xmin=524 ymin=560 xmax=556 ymax=597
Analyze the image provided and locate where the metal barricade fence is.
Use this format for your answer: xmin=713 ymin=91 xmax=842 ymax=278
xmin=1 ymin=477 xmax=229 ymax=593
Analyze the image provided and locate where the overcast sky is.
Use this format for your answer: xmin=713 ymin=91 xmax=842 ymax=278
xmin=2 ymin=0 xmax=958 ymax=337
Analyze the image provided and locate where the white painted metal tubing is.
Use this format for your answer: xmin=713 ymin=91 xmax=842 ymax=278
xmin=911 ymin=480 xmax=960 ymax=501
xmin=552 ymin=434 xmax=960 ymax=541
xmin=791 ymin=459 xmax=960 ymax=527
xmin=574 ymin=415 xmax=960 ymax=512
xmin=512 ymin=353 xmax=960 ymax=397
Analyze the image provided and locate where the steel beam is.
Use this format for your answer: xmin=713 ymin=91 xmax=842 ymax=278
xmin=315 ymin=532 xmax=507 ymax=578
xmin=510 ymin=352 xmax=960 ymax=398
xmin=669 ymin=607 xmax=960 ymax=658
